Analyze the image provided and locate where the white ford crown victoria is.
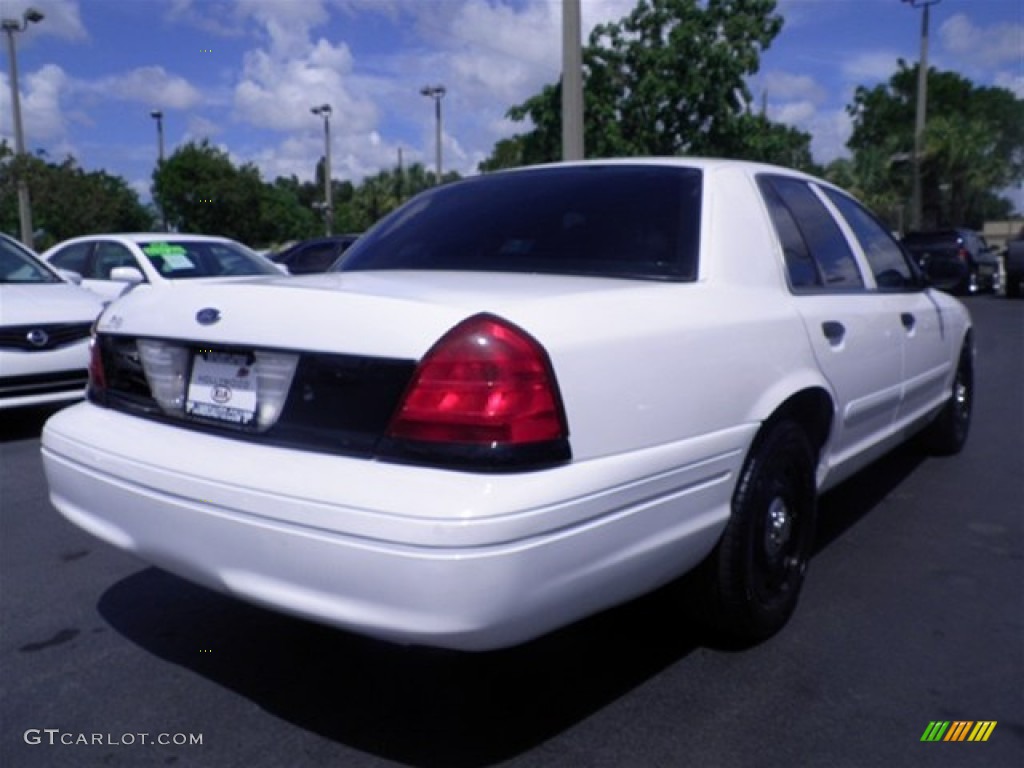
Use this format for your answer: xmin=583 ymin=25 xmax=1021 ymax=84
xmin=41 ymin=159 xmax=972 ymax=651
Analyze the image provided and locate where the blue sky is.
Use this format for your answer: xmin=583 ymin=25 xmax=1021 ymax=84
xmin=1 ymin=0 xmax=1022 ymax=210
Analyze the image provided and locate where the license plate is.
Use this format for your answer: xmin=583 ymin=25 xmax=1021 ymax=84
xmin=186 ymin=351 xmax=258 ymax=426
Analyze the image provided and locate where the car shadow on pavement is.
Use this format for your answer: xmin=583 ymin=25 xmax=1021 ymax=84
xmin=98 ymin=567 xmax=703 ymax=767
xmin=814 ymin=442 xmax=927 ymax=554
xmin=95 ymin=443 xmax=928 ymax=767
xmin=0 ymin=403 xmax=68 ymax=442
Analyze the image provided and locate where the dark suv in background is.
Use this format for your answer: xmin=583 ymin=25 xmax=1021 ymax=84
xmin=269 ymin=234 xmax=360 ymax=275
xmin=901 ymin=229 xmax=1000 ymax=295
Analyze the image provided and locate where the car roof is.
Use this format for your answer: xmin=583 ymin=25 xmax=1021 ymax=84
xmin=53 ymin=233 xmax=237 ymax=244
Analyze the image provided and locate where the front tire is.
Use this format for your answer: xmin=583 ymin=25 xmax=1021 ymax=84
xmin=704 ymin=420 xmax=817 ymax=645
xmin=920 ymin=339 xmax=973 ymax=456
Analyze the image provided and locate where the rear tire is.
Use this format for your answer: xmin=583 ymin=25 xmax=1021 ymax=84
xmin=703 ymin=420 xmax=817 ymax=645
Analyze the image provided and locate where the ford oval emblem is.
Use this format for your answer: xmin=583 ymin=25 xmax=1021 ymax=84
xmin=196 ymin=308 xmax=221 ymax=326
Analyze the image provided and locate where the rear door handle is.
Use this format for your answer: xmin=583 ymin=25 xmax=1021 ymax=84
xmin=901 ymin=312 xmax=916 ymax=331
xmin=822 ymin=321 xmax=845 ymax=345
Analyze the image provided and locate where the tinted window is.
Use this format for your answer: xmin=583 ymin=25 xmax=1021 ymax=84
xmin=138 ymin=240 xmax=278 ymax=279
xmin=288 ymin=242 xmax=342 ymax=274
xmin=758 ymin=175 xmax=864 ymax=291
xmin=48 ymin=242 xmax=92 ymax=275
xmin=92 ymin=241 xmax=139 ymax=279
xmin=340 ymin=166 xmax=702 ymax=281
xmin=823 ymin=188 xmax=917 ymax=291
xmin=0 ymin=236 xmax=60 ymax=284
xmin=759 ymin=179 xmax=822 ymax=289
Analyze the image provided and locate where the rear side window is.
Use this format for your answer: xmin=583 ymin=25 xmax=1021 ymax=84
xmin=757 ymin=175 xmax=864 ymax=292
xmin=92 ymin=241 xmax=139 ymax=280
xmin=822 ymin=187 xmax=918 ymax=291
xmin=340 ymin=166 xmax=702 ymax=281
xmin=47 ymin=242 xmax=92 ymax=275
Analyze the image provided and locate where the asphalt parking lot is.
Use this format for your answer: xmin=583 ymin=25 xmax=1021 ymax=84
xmin=1 ymin=295 xmax=1021 ymax=768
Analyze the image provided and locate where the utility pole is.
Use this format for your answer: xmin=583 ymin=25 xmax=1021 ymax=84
xmin=2 ymin=7 xmax=45 ymax=248
xmin=902 ymin=0 xmax=941 ymax=231
xmin=561 ymin=0 xmax=584 ymax=161
xmin=420 ymin=85 xmax=446 ymax=183
xmin=311 ymin=104 xmax=333 ymax=235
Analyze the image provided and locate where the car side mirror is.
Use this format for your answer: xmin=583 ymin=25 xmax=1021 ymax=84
xmin=109 ymin=266 xmax=145 ymax=284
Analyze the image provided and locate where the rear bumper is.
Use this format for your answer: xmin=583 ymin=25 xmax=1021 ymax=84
xmin=42 ymin=403 xmax=748 ymax=650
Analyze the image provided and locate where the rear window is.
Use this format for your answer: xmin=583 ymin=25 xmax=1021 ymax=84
xmin=339 ymin=166 xmax=702 ymax=281
xmin=901 ymin=232 xmax=961 ymax=252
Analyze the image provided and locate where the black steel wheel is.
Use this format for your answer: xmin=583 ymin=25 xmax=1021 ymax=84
xmin=706 ymin=419 xmax=817 ymax=645
xmin=921 ymin=339 xmax=973 ymax=456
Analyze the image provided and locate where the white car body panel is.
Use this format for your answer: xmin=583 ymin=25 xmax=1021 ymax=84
xmin=1 ymin=257 xmax=104 ymax=410
xmin=40 ymin=159 xmax=972 ymax=649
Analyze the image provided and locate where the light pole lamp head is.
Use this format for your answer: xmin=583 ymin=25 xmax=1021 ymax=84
xmin=420 ymin=85 xmax=446 ymax=100
xmin=311 ymin=104 xmax=332 ymax=117
xmin=4 ymin=7 xmax=45 ymax=30
xmin=150 ymin=110 xmax=163 ymax=120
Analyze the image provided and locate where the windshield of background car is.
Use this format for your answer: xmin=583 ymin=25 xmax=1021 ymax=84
xmin=138 ymin=240 xmax=279 ymax=279
xmin=338 ymin=166 xmax=702 ymax=281
xmin=0 ymin=237 xmax=61 ymax=284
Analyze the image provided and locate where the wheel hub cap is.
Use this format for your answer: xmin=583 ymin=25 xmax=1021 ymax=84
xmin=764 ymin=497 xmax=792 ymax=558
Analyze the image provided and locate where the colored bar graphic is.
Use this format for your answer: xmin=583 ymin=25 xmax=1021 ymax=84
xmin=968 ymin=722 xmax=997 ymax=742
xmin=921 ymin=720 xmax=996 ymax=742
xmin=921 ymin=721 xmax=949 ymax=741
xmin=945 ymin=721 xmax=973 ymax=741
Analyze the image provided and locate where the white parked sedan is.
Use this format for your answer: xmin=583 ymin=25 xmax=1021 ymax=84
xmin=0 ymin=233 xmax=104 ymax=410
xmin=41 ymin=159 xmax=972 ymax=651
xmin=40 ymin=233 xmax=282 ymax=303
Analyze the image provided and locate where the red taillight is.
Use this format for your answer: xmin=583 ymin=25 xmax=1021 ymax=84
xmin=88 ymin=336 xmax=107 ymax=393
xmin=387 ymin=314 xmax=567 ymax=445
xmin=957 ymin=247 xmax=970 ymax=262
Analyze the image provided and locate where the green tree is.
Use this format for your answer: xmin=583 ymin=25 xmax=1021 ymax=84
xmin=0 ymin=141 xmax=152 ymax=248
xmin=847 ymin=62 xmax=1023 ymax=229
xmin=481 ymin=0 xmax=791 ymax=170
xmin=152 ymin=140 xmax=268 ymax=243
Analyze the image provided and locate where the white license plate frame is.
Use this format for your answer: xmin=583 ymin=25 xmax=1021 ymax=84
xmin=185 ymin=350 xmax=258 ymax=426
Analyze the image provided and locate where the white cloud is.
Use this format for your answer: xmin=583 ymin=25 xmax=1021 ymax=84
xmin=762 ymin=72 xmax=827 ymax=104
xmin=995 ymin=71 xmax=1024 ymax=99
xmin=1 ymin=0 xmax=87 ymax=41
xmin=85 ymin=67 xmax=204 ymax=110
xmin=233 ymin=42 xmax=377 ymax=134
xmin=842 ymin=51 xmax=903 ymax=85
xmin=940 ymin=13 xmax=1023 ymax=68
xmin=5 ymin=64 xmax=69 ymax=145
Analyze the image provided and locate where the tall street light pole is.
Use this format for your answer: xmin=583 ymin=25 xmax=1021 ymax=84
xmin=420 ymin=85 xmax=445 ymax=184
xmin=311 ymin=104 xmax=333 ymax=235
xmin=562 ymin=0 xmax=584 ymax=161
xmin=150 ymin=110 xmax=166 ymax=231
xmin=902 ymin=0 xmax=940 ymax=232
xmin=150 ymin=110 xmax=165 ymax=164
xmin=2 ymin=6 xmax=44 ymax=248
